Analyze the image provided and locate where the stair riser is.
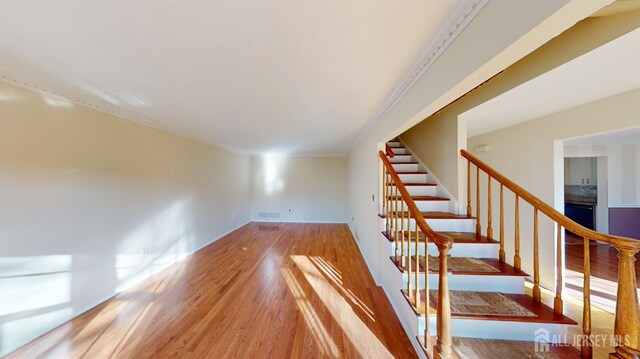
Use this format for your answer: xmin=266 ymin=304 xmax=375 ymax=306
xmin=389 ymin=147 xmax=409 ymax=155
xmin=392 ymin=242 xmax=499 ymax=258
xmin=404 ymin=186 xmax=437 ymax=196
xmin=419 ymin=318 xmax=569 ymax=342
xmin=383 ymin=218 xmax=475 ymax=232
xmin=387 ymin=141 xmax=401 ymax=147
xmin=399 ymin=273 xmax=525 ymax=294
xmin=389 ymin=200 xmax=449 ymax=212
xmin=390 ymin=174 xmax=429 ymax=183
xmin=388 ymin=155 xmax=413 ymax=163
xmin=392 ymin=163 xmax=420 ymax=172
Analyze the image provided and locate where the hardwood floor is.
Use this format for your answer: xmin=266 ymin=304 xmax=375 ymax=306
xmin=6 ymin=223 xmax=417 ymax=359
xmin=565 ymin=232 xmax=640 ymax=312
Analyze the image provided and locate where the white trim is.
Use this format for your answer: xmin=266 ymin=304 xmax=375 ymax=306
xmin=348 ymin=0 xmax=489 ymax=153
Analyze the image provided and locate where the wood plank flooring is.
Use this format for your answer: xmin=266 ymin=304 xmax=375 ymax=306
xmin=565 ymin=232 xmax=640 ymax=313
xmin=6 ymin=223 xmax=417 ymax=359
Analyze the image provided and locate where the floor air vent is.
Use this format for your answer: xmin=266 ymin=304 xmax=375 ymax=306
xmin=258 ymin=212 xmax=280 ymax=218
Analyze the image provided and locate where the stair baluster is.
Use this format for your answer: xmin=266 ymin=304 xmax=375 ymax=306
xmin=415 ymin=227 xmax=421 ymax=315
xmin=533 ymin=209 xmax=541 ymax=303
xmin=407 ymin=210 xmax=413 ymax=298
xmin=401 ymin=199 xmax=406 ymax=266
xmin=422 ymin=226 xmax=430 ymax=351
xmin=476 ymin=167 xmax=481 ymax=237
xmin=466 ymin=160 xmax=472 ymax=216
xmin=582 ymin=236 xmax=592 ymax=359
xmin=487 ymin=176 xmax=493 ymax=240
xmin=392 ymin=180 xmax=398 ymax=258
xmin=384 ymin=166 xmax=389 ymax=236
xmin=514 ymin=195 xmax=521 ymax=271
xmin=434 ymin=240 xmax=453 ymax=359
xmin=554 ymin=224 xmax=564 ymax=315
xmin=612 ymin=246 xmax=640 ymax=359
xmin=499 ymin=184 xmax=505 ymax=263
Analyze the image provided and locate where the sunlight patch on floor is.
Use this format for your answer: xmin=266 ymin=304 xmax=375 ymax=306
xmin=525 ymin=280 xmax=616 ymax=358
xmin=309 ymin=256 xmax=375 ymax=321
xmin=292 ymin=255 xmax=394 ymax=359
xmin=281 ymin=265 xmax=340 ymax=358
xmin=565 ymin=269 xmax=640 ymax=314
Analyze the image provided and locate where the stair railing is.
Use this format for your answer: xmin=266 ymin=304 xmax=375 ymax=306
xmin=462 ymin=149 xmax=640 ymax=359
xmin=380 ymin=150 xmax=454 ymax=359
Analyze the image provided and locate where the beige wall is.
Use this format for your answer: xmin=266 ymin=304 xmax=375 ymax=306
xmin=347 ymin=0 xmax=594 ymax=292
xmin=400 ymin=100 xmax=467 ymax=208
xmin=250 ymin=156 xmax=348 ymax=223
xmin=400 ymin=9 xmax=640 ymax=209
xmin=0 ymin=82 xmax=251 ymax=355
xmin=468 ymin=89 xmax=640 ymax=289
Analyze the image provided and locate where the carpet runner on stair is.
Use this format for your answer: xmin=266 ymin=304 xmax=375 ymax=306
xmin=382 ymin=139 xmax=580 ymax=357
xmin=429 ymin=290 xmax=537 ymax=317
xmin=453 ymin=338 xmax=560 ymax=359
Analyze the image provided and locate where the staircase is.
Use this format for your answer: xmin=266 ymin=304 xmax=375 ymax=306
xmin=378 ymin=139 xmax=640 ymax=359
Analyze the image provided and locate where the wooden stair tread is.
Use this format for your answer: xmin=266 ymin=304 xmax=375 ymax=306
xmin=400 ymin=289 xmax=576 ymax=325
xmin=393 ymin=171 xmax=427 ymax=174
xmin=416 ymin=336 xmax=580 ymax=359
xmin=386 ymin=195 xmax=449 ymax=201
xmin=389 ymin=256 xmax=528 ymax=276
xmin=451 ymin=337 xmax=581 ymax=359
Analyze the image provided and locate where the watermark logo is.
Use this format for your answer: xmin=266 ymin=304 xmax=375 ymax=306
xmin=534 ymin=328 xmax=550 ymax=352
xmin=534 ymin=327 xmax=630 ymax=353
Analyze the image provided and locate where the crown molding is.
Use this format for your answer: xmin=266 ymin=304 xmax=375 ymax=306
xmin=348 ymin=0 xmax=489 ymax=153
xmin=0 ymin=72 xmax=249 ymax=156
xmin=1 ymin=72 xmax=349 ymax=158
xmin=1 ymin=0 xmax=486 ymax=158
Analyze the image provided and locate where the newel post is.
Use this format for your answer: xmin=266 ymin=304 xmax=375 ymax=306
xmin=610 ymin=246 xmax=640 ymax=359
xmin=434 ymin=238 xmax=453 ymax=359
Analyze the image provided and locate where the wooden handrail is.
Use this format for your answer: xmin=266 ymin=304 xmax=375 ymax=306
xmin=386 ymin=143 xmax=395 ymax=158
xmin=462 ymin=148 xmax=640 ymax=359
xmin=380 ymin=150 xmax=454 ymax=358
xmin=379 ymin=151 xmax=450 ymax=247
xmin=461 ymin=149 xmax=640 ymax=251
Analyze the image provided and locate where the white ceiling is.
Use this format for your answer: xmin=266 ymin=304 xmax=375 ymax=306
xmin=565 ymin=127 xmax=640 ymax=145
xmin=463 ymin=28 xmax=640 ymax=138
xmin=0 ymin=0 xmax=476 ymax=155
